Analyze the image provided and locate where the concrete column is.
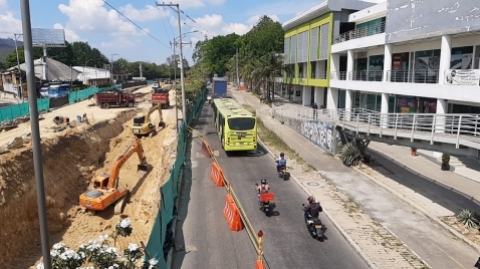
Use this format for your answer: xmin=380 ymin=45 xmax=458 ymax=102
xmin=438 ymin=35 xmax=452 ymax=85
xmin=381 ymin=93 xmax=389 ymax=128
xmin=314 ymin=87 xmax=325 ymax=107
xmin=345 ymin=89 xmax=353 ymax=121
xmin=330 ymin=54 xmax=340 ymax=79
xmin=383 ymin=44 xmax=392 ymax=82
xmin=347 ymin=50 xmax=354 ymax=80
xmin=327 ymin=87 xmax=338 ymax=110
xmin=302 ymin=86 xmax=311 ymax=106
xmin=433 ymin=98 xmax=448 ymax=158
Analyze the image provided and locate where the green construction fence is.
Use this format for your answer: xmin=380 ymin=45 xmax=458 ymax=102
xmin=0 ymin=98 xmax=50 ymax=123
xmin=68 ymin=84 xmax=122 ymax=103
xmin=145 ymin=87 xmax=207 ymax=268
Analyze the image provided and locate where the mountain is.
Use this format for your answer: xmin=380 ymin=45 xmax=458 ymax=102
xmin=0 ymin=38 xmax=24 ymax=63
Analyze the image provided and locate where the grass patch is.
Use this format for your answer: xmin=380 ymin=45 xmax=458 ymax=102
xmin=243 ymin=104 xmax=313 ymax=170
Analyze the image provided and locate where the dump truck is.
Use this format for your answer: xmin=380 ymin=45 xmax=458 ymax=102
xmin=94 ymin=91 xmax=135 ymax=109
xmin=151 ymin=87 xmax=170 ymax=109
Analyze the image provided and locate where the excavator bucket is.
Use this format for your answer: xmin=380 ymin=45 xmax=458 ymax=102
xmin=137 ymin=163 xmax=149 ymax=173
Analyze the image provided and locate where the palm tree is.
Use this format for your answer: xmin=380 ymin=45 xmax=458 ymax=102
xmin=251 ymin=53 xmax=293 ymax=103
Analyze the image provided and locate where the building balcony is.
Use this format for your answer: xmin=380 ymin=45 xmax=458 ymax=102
xmin=333 ymin=21 xmax=385 ymax=44
xmin=284 ymin=71 xmax=328 ymax=87
xmin=386 ymin=70 xmax=439 ymax=84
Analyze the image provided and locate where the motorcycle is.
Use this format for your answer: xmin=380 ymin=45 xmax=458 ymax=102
xmin=302 ymin=204 xmax=324 ymax=239
xmin=275 ymin=158 xmax=289 ymax=180
xmin=207 ymin=94 xmax=212 ymax=104
xmin=256 ymin=183 xmax=275 ymax=216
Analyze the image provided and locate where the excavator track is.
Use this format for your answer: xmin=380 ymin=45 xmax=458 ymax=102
xmin=114 ymin=191 xmax=130 ymax=215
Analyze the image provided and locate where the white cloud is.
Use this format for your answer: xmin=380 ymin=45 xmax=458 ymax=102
xmin=119 ymin=4 xmax=170 ymax=22
xmin=53 ymin=23 xmax=81 ymax=42
xmin=246 ymin=1 xmax=318 ymax=18
xmin=58 ymin=0 xmax=167 ymax=38
xmin=205 ymin=0 xmax=226 ymax=5
xmin=183 ymin=14 xmax=252 ymax=40
xmin=100 ymin=36 xmax=137 ymax=49
xmin=247 ymin=14 xmax=280 ymax=25
xmin=0 ymin=1 xmax=22 ymax=38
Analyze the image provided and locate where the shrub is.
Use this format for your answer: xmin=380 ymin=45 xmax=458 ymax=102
xmin=340 ymin=142 xmax=363 ymax=167
xmin=456 ymin=209 xmax=479 ymax=229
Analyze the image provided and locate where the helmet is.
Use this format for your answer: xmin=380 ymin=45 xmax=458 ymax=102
xmin=261 ymin=179 xmax=267 ymax=185
xmin=307 ymin=196 xmax=315 ymax=203
xmin=280 ymin=152 xmax=284 ymax=157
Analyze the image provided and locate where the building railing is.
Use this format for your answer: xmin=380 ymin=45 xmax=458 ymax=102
xmin=387 ymin=70 xmax=440 ymax=84
xmin=351 ymin=70 xmax=383 ymax=82
xmin=268 ymin=107 xmax=480 ymax=149
xmin=311 ymin=71 xmax=327 ymax=79
xmin=333 ymin=21 xmax=386 ymax=44
xmin=331 ymin=71 xmax=347 ymax=80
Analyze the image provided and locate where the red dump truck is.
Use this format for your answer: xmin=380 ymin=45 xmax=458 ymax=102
xmin=94 ymin=91 xmax=135 ymax=109
xmin=151 ymin=86 xmax=170 ymax=109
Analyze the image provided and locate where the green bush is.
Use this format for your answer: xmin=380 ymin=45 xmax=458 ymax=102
xmin=340 ymin=142 xmax=363 ymax=167
xmin=456 ymin=209 xmax=479 ymax=228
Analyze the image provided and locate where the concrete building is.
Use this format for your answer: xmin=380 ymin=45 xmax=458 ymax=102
xmin=72 ymin=66 xmax=110 ymax=86
xmin=329 ymin=0 xmax=480 ymax=115
xmin=281 ymin=0 xmax=377 ymax=107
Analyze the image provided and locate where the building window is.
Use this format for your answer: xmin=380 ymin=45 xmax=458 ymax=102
xmin=414 ymin=49 xmax=440 ymax=83
xmin=311 ymin=62 xmax=316 ymax=79
xmin=451 ymin=46 xmax=474 ymax=69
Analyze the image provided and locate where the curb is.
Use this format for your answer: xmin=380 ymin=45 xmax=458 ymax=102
xmin=351 ymin=164 xmax=480 ymax=254
xmin=257 ymin=136 xmax=377 ymax=269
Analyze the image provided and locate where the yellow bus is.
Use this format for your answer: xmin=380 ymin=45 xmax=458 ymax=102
xmin=212 ymin=98 xmax=257 ymax=151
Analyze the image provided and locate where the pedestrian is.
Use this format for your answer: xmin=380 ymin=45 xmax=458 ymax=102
xmin=312 ymin=103 xmax=318 ymax=119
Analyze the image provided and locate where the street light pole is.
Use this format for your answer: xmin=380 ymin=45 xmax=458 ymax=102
xmin=19 ymin=0 xmax=52 ymax=268
xmin=170 ymin=40 xmax=179 ymax=134
xmin=110 ymin=53 xmax=118 ymax=84
xmin=13 ymin=33 xmax=24 ymax=100
xmin=157 ymin=3 xmax=187 ymax=128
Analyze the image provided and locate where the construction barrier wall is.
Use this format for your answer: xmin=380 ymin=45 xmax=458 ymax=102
xmin=144 ymin=87 xmax=208 ymax=268
xmin=0 ymin=98 xmax=50 ymax=123
xmin=0 ymin=85 xmax=123 ymax=123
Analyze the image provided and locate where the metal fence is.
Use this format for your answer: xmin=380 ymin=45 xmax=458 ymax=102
xmin=144 ymin=88 xmax=207 ymax=268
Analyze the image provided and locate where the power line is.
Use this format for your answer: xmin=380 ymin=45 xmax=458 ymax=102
xmin=101 ymin=0 xmax=172 ymax=51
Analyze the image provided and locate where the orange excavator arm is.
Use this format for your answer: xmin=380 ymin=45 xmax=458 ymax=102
xmin=106 ymin=139 xmax=148 ymax=189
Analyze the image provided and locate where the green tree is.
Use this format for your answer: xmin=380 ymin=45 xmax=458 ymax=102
xmin=202 ymin=33 xmax=240 ymax=77
xmin=252 ymin=53 xmax=292 ymax=102
xmin=5 ymin=46 xmax=43 ymax=68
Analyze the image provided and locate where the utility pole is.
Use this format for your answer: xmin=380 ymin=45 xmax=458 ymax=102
xmin=157 ymin=2 xmax=187 ymax=131
xmin=236 ymin=47 xmax=239 ymax=90
xmin=110 ymin=53 xmax=118 ymax=84
xmin=13 ymin=33 xmax=24 ymax=100
xmin=170 ymin=39 xmax=191 ymax=134
xmin=19 ymin=0 xmax=52 ymax=268
xmin=139 ymin=62 xmax=143 ymax=78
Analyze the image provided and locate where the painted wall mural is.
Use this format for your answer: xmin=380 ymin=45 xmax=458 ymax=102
xmin=300 ymin=120 xmax=335 ymax=154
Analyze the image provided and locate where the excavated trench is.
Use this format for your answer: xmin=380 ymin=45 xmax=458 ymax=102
xmin=0 ymin=109 xmax=168 ymax=268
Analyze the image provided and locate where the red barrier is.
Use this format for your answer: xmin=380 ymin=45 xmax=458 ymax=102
xmin=210 ymin=162 xmax=225 ymax=187
xmin=223 ymin=193 xmax=243 ymax=231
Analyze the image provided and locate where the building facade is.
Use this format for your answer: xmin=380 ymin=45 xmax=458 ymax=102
xmin=329 ymin=0 xmax=480 ymax=114
xmin=281 ymin=0 xmax=375 ymax=107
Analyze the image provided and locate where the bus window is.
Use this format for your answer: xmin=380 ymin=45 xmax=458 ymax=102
xmin=228 ymin=118 xmax=255 ymax=130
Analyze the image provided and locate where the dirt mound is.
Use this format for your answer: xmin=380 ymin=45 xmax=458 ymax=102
xmin=0 ymin=109 xmax=142 ymax=269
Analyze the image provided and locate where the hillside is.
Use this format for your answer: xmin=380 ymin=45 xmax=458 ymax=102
xmin=0 ymin=38 xmax=24 ymax=63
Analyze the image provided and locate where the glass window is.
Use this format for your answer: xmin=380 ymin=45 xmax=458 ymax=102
xmin=228 ymin=118 xmax=255 ymax=130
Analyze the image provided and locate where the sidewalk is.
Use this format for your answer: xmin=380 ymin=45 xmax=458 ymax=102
xmin=234 ymin=90 xmax=480 ymax=269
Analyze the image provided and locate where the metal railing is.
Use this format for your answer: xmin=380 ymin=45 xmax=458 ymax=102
xmin=331 ymin=71 xmax=347 ymax=80
xmin=266 ymin=107 xmax=480 ymax=149
xmin=333 ymin=21 xmax=386 ymax=44
xmin=387 ymin=70 xmax=440 ymax=84
xmin=350 ymin=70 xmax=383 ymax=82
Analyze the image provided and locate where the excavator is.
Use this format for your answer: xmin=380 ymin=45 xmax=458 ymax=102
xmin=79 ymin=138 xmax=149 ymax=215
xmin=131 ymin=103 xmax=166 ymax=137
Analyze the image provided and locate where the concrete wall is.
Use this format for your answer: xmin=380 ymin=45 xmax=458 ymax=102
xmin=386 ymin=0 xmax=480 ymax=43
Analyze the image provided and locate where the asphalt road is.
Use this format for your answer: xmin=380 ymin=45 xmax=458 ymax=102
xmin=173 ymin=97 xmax=370 ymax=269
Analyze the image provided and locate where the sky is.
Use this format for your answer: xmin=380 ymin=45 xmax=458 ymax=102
xmin=0 ymin=0 xmax=318 ymax=66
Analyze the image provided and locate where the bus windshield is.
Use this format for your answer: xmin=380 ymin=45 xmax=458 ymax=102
xmin=228 ymin=118 xmax=255 ymax=130
xmin=48 ymin=86 xmax=59 ymax=94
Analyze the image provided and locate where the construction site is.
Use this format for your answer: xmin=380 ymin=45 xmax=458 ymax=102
xmin=0 ymin=85 xmax=178 ymax=269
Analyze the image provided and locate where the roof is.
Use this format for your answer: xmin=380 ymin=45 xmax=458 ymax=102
xmin=72 ymin=66 xmax=110 ymax=80
xmin=213 ymin=98 xmax=255 ymax=118
xmin=7 ymin=57 xmax=81 ymax=81
xmin=282 ymin=0 xmax=376 ymax=30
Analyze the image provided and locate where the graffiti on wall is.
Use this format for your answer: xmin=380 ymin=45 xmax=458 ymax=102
xmin=301 ymin=120 xmax=335 ymax=154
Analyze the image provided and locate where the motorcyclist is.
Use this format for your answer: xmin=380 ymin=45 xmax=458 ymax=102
xmin=256 ymin=179 xmax=270 ymax=205
xmin=207 ymin=94 xmax=212 ymax=104
xmin=303 ymin=196 xmax=322 ymax=221
xmin=276 ymin=152 xmax=287 ymax=174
